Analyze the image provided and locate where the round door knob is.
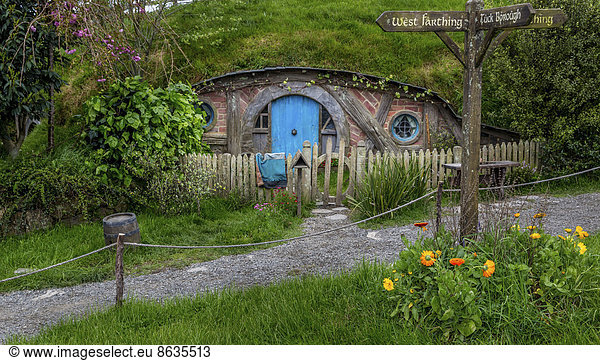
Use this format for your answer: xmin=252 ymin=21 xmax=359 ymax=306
xmin=291 ymin=129 xmax=297 ymax=136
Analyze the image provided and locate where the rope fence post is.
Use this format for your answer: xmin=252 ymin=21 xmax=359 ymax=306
xmin=115 ymin=233 xmax=125 ymax=307
xmin=436 ymin=181 xmax=443 ymax=235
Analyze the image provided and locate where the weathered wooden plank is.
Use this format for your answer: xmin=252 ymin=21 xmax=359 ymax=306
xmin=356 ymin=141 xmax=367 ymax=186
xmin=236 ymin=154 xmax=243 ymax=195
xmin=336 ymin=138 xmax=346 ymax=206
xmin=477 ymin=4 xmax=534 ymax=30
xmin=482 ymin=145 xmax=488 ymax=163
xmin=513 ymin=9 xmax=567 ymax=29
xmin=348 ymin=145 xmax=357 ymax=197
xmin=311 ymin=143 xmax=319 ymax=201
xmin=425 ymin=149 xmax=431 ymax=188
xmin=377 ymin=11 xmax=469 ymax=32
xmin=375 ymin=93 xmax=394 ymax=126
xmin=226 ymin=91 xmax=242 ymax=154
xmin=249 ymin=153 xmax=256 ymax=200
xmin=242 ymin=154 xmax=249 ymax=198
xmin=325 ymin=86 xmax=398 ymax=152
xmin=439 ymin=149 xmax=446 ymax=181
xmin=524 ymin=140 xmax=530 ymax=167
xmin=323 ymin=138 xmax=333 ymax=204
xmin=432 ymin=149 xmax=439 ymax=186
xmin=368 ymin=150 xmax=374 ymax=175
xmin=302 ymin=141 xmax=312 ymax=203
xmin=518 ymin=141 xmax=524 ymax=164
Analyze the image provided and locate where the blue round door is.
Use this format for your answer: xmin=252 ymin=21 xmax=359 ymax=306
xmin=271 ymin=95 xmax=320 ymax=156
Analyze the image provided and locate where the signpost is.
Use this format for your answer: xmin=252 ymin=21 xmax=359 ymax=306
xmin=377 ymin=0 xmax=566 ymax=240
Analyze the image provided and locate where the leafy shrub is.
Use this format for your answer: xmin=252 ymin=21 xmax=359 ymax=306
xmin=131 ymin=154 xmax=220 ymax=216
xmin=0 ymin=148 xmax=124 ymax=235
xmin=506 ymin=161 xmax=540 ymax=185
xmin=483 ymin=0 xmax=600 ymax=174
xmin=82 ymin=76 xmax=208 ymax=187
xmin=348 ymin=158 xmax=429 ymax=219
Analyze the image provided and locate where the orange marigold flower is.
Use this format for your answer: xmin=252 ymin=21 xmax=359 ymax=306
xmin=514 ymin=213 xmax=520 ymax=218
xmin=533 ymin=213 xmax=546 ymax=219
xmin=435 ymin=250 xmax=442 ymax=257
xmin=414 ymin=222 xmax=429 ymax=228
xmin=558 ymin=235 xmax=566 ymax=240
xmin=530 ymin=233 xmax=541 ymax=240
xmin=420 ymin=250 xmax=436 ymax=266
xmin=473 ymin=252 xmax=477 ymax=257
xmin=565 ymin=228 xmax=572 ymax=233
xmin=449 ymin=258 xmax=465 ymax=266
xmin=482 ymin=260 xmax=496 ymax=278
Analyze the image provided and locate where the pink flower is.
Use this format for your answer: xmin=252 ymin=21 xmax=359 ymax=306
xmin=30 ymin=25 xmax=36 ymax=32
xmin=119 ymin=28 xmax=124 ymax=33
xmin=97 ymin=78 xmax=106 ymax=82
xmin=65 ymin=49 xmax=76 ymax=54
xmin=132 ymin=55 xmax=141 ymax=62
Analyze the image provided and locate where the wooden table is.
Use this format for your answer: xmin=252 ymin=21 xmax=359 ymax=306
xmin=442 ymin=161 xmax=520 ymax=198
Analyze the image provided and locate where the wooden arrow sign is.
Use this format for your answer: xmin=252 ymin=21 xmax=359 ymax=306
xmin=376 ymin=11 xmax=469 ymax=32
xmin=477 ymin=3 xmax=534 ymax=29
xmin=514 ymin=9 xmax=568 ymax=29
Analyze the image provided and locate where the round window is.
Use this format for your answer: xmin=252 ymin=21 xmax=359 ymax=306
xmin=390 ymin=113 xmax=419 ymax=143
xmin=194 ymin=101 xmax=215 ymax=129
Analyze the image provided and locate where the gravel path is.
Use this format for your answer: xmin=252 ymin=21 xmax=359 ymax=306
xmin=1 ymin=192 xmax=600 ymax=343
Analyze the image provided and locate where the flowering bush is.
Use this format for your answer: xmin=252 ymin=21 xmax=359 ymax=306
xmin=383 ymin=215 xmax=596 ymax=339
xmin=506 ymin=161 xmax=540 ymax=185
xmin=385 ymin=236 xmax=494 ymax=338
xmin=254 ymin=188 xmax=298 ymax=217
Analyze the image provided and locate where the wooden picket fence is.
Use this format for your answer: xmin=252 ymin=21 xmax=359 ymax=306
xmin=183 ymin=139 xmax=540 ymax=206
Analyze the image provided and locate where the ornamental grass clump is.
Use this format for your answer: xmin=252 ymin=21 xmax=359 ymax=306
xmin=348 ymin=157 xmax=429 ymax=219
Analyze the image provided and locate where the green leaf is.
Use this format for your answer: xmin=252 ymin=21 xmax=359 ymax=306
xmin=457 ymin=319 xmax=477 ymax=337
xmin=440 ymin=309 xmax=454 ymax=321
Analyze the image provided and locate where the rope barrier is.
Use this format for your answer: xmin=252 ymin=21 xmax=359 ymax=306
xmin=442 ymin=165 xmax=600 ymax=193
xmin=1 ymin=164 xmax=597 ymax=284
xmin=124 ymin=191 xmax=437 ymax=249
xmin=0 ymin=244 xmax=116 ymax=284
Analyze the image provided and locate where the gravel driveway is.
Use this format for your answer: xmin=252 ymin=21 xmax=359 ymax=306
xmin=1 ymin=192 xmax=599 ymax=343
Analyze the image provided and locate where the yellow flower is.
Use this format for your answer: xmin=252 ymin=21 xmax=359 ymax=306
xmin=577 ymin=242 xmax=587 ymax=255
xmin=565 ymin=228 xmax=572 ymax=233
xmin=436 ymin=250 xmax=442 ymax=257
xmin=526 ymin=226 xmax=537 ymax=230
xmin=514 ymin=213 xmax=520 ymax=218
xmin=392 ymin=270 xmax=397 ymax=273
xmin=408 ymin=302 xmax=414 ymax=309
xmin=409 ymin=288 xmax=414 ymax=294
xmin=394 ymin=278 xmax=399 ymax=282
xmin=510 ymin=224 xmax=521 ymax=231
xmin=408 ymin=271 xmax=412 ymax=275
xmin=576 ymin=226 xmax=583 ymax=233
xmin=533 ymin=213 xmax=546 ymax=219
xmin=482 ymin=260 xmax=496 ymax=278
xmin=530 ymin=233 xmax=541 ymax=240
xmin=383 ymin=278 xmax=394 ymax=291
xmin=420 ymin=250 xmax=436 ymax=266
xmin=401 ymin=273 xmax=405 ymax=277
xmin=558 ymin=235 xmax=566 ymax=240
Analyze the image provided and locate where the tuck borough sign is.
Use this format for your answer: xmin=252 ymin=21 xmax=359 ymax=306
xmin=377 ymin=0 xmax=566 ymax=240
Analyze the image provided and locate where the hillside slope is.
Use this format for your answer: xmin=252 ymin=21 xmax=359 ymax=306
xmin=168 ymin=0 xmax=467 ymax=106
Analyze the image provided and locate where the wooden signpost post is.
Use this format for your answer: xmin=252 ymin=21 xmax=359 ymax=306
xmin=377 ymin=0 xmax=566 ymax=240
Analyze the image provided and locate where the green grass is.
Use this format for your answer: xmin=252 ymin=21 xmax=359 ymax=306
xmin=11 ymin=232 xmax=600 ymax=345
xmin=165 ymin=0 xmax=466 ymax=104
xmin=0 ymin=200 xmax=304 ymax=293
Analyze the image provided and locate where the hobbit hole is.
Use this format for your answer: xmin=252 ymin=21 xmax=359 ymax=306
xmin=193 ymin=67 xmax=517 ymax=155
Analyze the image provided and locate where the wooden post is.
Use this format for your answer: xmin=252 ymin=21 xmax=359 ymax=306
xmin=296 ymin=168 xmax=303 ymax=217
xmin=436 ymin=181 xmax=444 ymax=235
xmin=459 ymin=0 xmax=485 ymax=241
xmin=115 ymin=233 xmax=125 ymax=307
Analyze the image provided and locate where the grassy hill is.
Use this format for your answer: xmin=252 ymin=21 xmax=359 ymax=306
xmin=167 ymin=0 xmax=468 ymax=106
